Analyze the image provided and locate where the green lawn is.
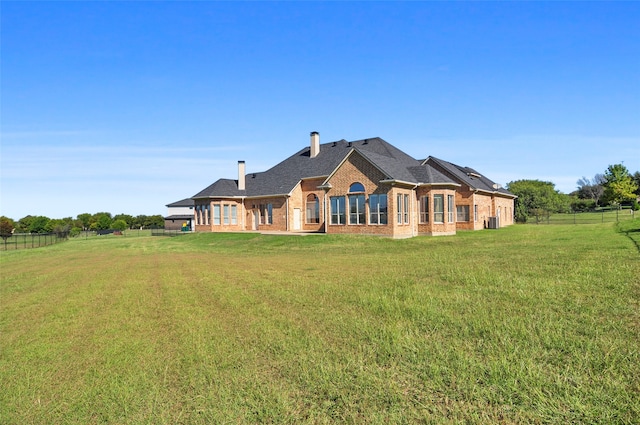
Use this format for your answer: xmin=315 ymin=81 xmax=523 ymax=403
xmin=1 ymin=221 xmax=639 ymax=424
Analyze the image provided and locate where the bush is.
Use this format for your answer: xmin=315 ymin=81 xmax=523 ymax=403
xmin=571 ymin=198 xmax=596 ymax=212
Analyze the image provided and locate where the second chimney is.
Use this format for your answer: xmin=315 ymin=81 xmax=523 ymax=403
xmin=310 ymin=131 xmax=320 ymax=158
xmin=238 ymin=160 xmax=246 ymax=191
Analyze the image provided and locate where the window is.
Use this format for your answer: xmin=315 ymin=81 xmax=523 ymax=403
xmin=369 ymin=194 xmax=387 ymax=225
xmin=306 ymin=194 xmax=319 ymax=224
xmin=205 ymin=205 xmax=210 ymax=225
xmin=223 ymin=205 xmax=230 ymax=225
xmin=349 ymin=182 xmax=365 ymax=193
xmin=448 ymin=195 xmax=455 ymax=222
xmin=264 ymin=204 xmax=273 ymax=225
xmin=231 ymin=205 xmax=237 ymax=225
xmin=404 ymin=194 xmax=409 ymax=224
xmin=397 ymin=194 xmax=409 ymax=225
xmin=456 ymin=205 xmax=470 ymax=222
xmin=213 ymin=204 xmax=221 ymax=225
xmin=474 ymin=205 xmax=478 ymax=222
xmin=349 ymin=194 xmax=365 ymax=224
xmin=419 ymin=196 xmax=429 ymax=223
xmin=330 ymin=196 xmax=346 ymax=224
xmin=434 ymin=195 xmax=444 ymax=223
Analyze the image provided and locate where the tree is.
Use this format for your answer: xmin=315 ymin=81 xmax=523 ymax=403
xmin=92 ymin=212 xmax=113 ymax=230
xmin=112 ymin=219 xmax=128 ymax=231
xmin=602 ymin=164 xmax=638 ymax=206
xmin=0 ymin=216 xmax=15 ymax=237
xmin=633 ymin=171 xmax=640 ymax=197
xmin=28 ymin=216 xmax=52 ymax=233
xmin=76 ymin=213 xmax=92 ymax=230
xmin=15 ymin=215 xmax=34 ymax=233
xmin=506 ymin=180 xmax=570 ymax=222
xmin=49 ymin=218 xmax=71 ymax=237
xmin=576 ymin=174 xmax=605 ymax=206
xmin=113 ymin=214 xmax=134 ymax=229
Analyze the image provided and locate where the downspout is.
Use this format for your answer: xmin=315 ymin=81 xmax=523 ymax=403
xmin=323 ymin=190 xmax=328 ymax=233
xmin=412 ymin=184 xmax=419 ymax=237
xmin=286 ymin=197 xmax=289 ymax=231
xmin=241 ymin=197 xmax=246 ymax=231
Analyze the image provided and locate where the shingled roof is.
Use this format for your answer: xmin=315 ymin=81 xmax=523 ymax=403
xmin=192 ymin=137 xmax=507 ymax=199
xmin=424 ymin=156 xmax=515 ymax=197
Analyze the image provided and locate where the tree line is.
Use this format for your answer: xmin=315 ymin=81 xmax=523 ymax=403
xmin=0 ymin=212 xmax=165 ymax=237
xmin=507 ymin=163 xmax=640 ymax=223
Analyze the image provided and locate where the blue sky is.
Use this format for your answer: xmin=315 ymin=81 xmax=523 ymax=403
xmin=1 ymin=1 xmax=639 ymax=220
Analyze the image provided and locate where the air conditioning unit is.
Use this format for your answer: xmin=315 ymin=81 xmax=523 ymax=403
xmin=488 ymin=216 xmax=499 ymax=229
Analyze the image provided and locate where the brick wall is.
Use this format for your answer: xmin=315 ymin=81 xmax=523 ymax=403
xmin=242 ymin=197 xmax=286 ymax=231
xmin=415 ymin=186 xmax=458 ymax=236
xmin=324 ymin=151 xmax=396 ymax=237
xmin=299 ymin=178 xmax=325 ymax=232
xmin=194 ymin=199 xmax=246 ymax=232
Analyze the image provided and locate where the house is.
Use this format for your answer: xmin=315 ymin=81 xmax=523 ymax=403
xmin=189 ymin=132 xmax=515 ymax=238
xmin=164 ymin=198 xmax=194 ymax=231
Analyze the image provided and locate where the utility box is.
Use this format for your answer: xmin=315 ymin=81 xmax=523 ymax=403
xmin=488 ymin=216 xmax=499 ymax=229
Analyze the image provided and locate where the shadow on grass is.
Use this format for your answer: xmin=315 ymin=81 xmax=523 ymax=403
xmin=616 ymin=219 xmax=640 ymax=253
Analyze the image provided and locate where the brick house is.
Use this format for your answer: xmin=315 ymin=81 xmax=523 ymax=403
xmin=189 ymin=132 xmax=516 ymax=238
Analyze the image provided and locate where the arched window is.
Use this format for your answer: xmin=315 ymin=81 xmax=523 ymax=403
xmin=348 ymin=183 xmax=365 ymax=224
xmin=306 ymin=194 xmax=319 ymax=224
xmin=349 ymin=182 xmax=365 ymax=193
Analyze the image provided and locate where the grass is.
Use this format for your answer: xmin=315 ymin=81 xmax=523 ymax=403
xmin=1 ymin=221 xmax=639 ymax=424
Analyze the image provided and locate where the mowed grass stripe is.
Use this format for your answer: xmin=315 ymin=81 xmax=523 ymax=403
xmin=1 ymin=222 xmax=638 ymax=424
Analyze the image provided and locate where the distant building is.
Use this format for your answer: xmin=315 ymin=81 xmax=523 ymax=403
xmin=164 ymin=198 xmax=194 ymax=231
xmin=183 ymin=132 xmax=515 ymax=238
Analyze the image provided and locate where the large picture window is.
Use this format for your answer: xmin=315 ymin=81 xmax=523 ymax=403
xmin=330 ymin=196 xmax=346 ymax=225
xmin=265 ymin=204 xmax=273 ymax=225
xmin=456 ymin=205 xmax=470 ymax=222
xmin=397 ymin=194 xmax=409 ymax=224
xmin=404 ymin=194 xmax=410 ymax=224
xmin=223 ymin=205 xmax=230 ymax=225
xmin=231 ymin=205 xmax=237 ymax=225
xmin=419 ymin=196 xmax=429 ymax=223
xmin=369 ymin=194 xmax=387 ymax=225
xmin=433 ymin=195 xmax=444 ymax=223
xmin=213 ymin=204 xmax=221 ymax=225
xmin=349 ymin=194 xmax=365 ymax=225
xmin=306 ymin=194 xmax=319 ymax=224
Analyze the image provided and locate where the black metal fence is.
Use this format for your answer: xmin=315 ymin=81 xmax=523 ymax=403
xmin=1 ymin=232 xmax=69 ymax=251
xmin=529 ymin=208 xmax=636 ymax=225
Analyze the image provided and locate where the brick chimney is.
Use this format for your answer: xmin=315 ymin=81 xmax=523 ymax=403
xmin=310 ymin=131 xmax=320 ymax=158
xmin=238 ymin=161 xmax=246 ymax=191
